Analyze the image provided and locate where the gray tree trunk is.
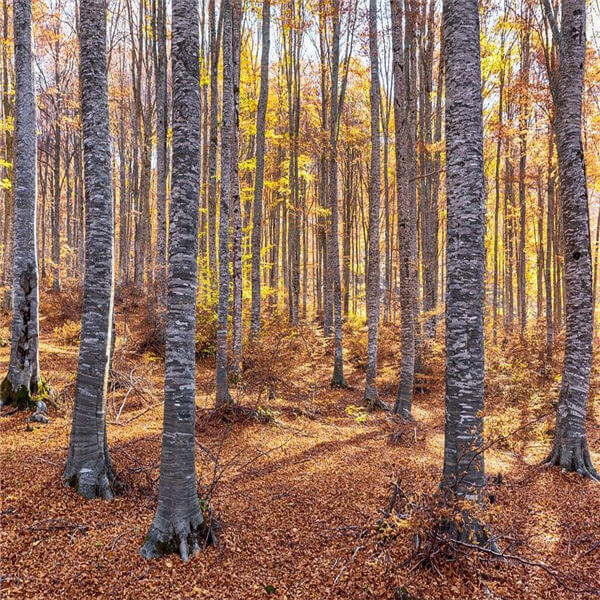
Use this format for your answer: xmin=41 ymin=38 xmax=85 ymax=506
xmin=544 ymin=0 xmax=597 ymax=479
xmin=250 ymin=0 xmax=271 ymax=339
xmin=230 ymin=0 xmax=243 ymax=376
xmin=391 ymin=0 xmax=415 ymax=418
xmin=441 ymin=0 xmax=488 ymax=516
xmin=207 ymin=0 xmax=220 ymax=291
xmin=1 ymin=0 xmax=40 ymax=409
xmin=141 ymin=0 xmax=214 ymax=559
xmin=215 ymin=0 xmax=234 ymax=407
xmin=328 ymin=0 xmax=346 ymax=387
xmin=153 ymin=0 xmax=168 ymax=292
xmin=64 ymin=0 xmax=116 ymax=499
xmin=365 ymin=0 xmax=381 ymax=405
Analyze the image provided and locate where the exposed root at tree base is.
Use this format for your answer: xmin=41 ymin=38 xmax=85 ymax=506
xmin=542 ymin=438 xmax=599 ymax=481
xmin=140 ymin=515 xmax=217 ymax=562
xmin=64 ymin=462 xmax=119 ymax=500
xmin=363 ymin=392 xmax=390 ymax=412
xmin=330 ymin=377 xmax=350 ymax=389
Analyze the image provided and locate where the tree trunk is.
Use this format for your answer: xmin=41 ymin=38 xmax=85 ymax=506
xmin=328 ymin=0 xmax=346 ymax=387
xmin=215 ymin=0 xmax=234 ymax=407
xmin=64 ymin=0 xmax=116 ymax=499
xmin=441 ymin=0 xmax=489 ymax=540
xmin=365 ymin=0 xmax=381 ymax=406
xmin=250 ymin=0 xmax=271 ymax=339
xmin=141 ymin=0 xmax=214 ymax=559
xmin=544 ymin=0 xmax=597 ymax=479
xmin=391 ymin=0 xmax=415 ymax=418
xmin=230 ymin=0 xmax=243 ymax=376
xmin=1 ymin=0 xmax=41 ymax=409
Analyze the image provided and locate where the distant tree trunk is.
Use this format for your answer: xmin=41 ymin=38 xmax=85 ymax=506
xmin=441 ymin=0 xmax=490 ymax=541
xmin=64 ymin=0 xmax=116 ymax=499
xmin=153 ymin=0 xmax=168 ymax=293
xmin=391 ymin=0 xmax=415 ymax=418
xmin=215 ymin=0 xmax=234 ymax=407
xmin=365 ymin=0 xmax=381 ymax=406
xmin=230 ymin=0 xmax=243 ymax=375
xmin=544 ymin=0 xmax=597 ymax=479
xmin=328 ymin=0 xmax=346 ymax=387
xmin=207 ymin=0 xmax=220 ymax=291
xmin=546 ymin=127 xmax=554 ymax=358
xmin=250 ymin=0 xmax=271 ymax=339
xmin=516 ymin=19 xmax=530 ymax=334
xmin=141 ymin=0 xmax=214 ymax=559
xmin=492 ymin=36 xmax=504 ymax=345
xmin=1 ymin=0 xmax=41 ymax=409
xmin=52 ymin=120 xmax=61 ymax=292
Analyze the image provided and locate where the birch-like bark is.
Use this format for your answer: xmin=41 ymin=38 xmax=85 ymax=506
xmin=441 ymin=0 xmax=488 ymax=507
xmin=250 ymin=0 xmax=271 ymax=339
xmin=215 ymin=0 xmax=234 ymax=407
xmin=141 ymin=0 xmax=214 ymax=559
xmin=391 ymin=0 xmax=415 ymax=418
xmin=64 ymin=0 xmax=116 ymax=499
xmin=1 ymin=0 xmax=40 ymax=409
xmin=364 ymin=0 xmax=381 ymax=405
xmin=544 ymin=0 xmax=597 ymax=479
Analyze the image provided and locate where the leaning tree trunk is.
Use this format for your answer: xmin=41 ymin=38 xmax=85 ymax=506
xmin=141 ymin=0 xmax=214 ymax=559
xmin=441 ymin=0 xmax=492 ymax=544
xmin=1 ymin=0 xmax=41 ymax=410
xmin=391 ymin=0 xmax=415 ymax=418
xmin=250 ymin=0 xmax=271 ymax=340
xmin=64 ymin=0 xmax=116 ymax=499
xmin=215 ymin=0 xmax=234 ymax=408
xmin=364 ymin=0 xmax=381 ymax=406
xmin=544 ymin=0 xmax=597 ymax=479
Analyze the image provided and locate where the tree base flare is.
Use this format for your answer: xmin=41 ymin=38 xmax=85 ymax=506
xmin=364 ymin=386 xmax=390 ymax=412
xmin=0 ymin=375 xmax=50 ymax=410
xmin=140 ymin=514 xmax=216 ymax=562
xmin=64 ymin=458 xmax=117 ymax=500
xmin=543 ymin=436 xmax=599 ymax=481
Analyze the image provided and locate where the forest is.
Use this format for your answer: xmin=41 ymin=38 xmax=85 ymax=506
xmin=0 ymin=0 xmax=599 ymax=597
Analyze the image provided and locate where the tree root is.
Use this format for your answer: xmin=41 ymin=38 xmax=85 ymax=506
xmin=542 ymin=437 xmax=599 ymax=481
xmin=140 ymin=513 xmax=216 ymax=562
xmin=363 ymin=388 xmax=390 ymax=412
xmin=64 ymin=460 xmax=117 ymax=500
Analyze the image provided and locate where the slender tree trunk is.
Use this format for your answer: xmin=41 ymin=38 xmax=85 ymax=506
xmin=215 ymin=0 xmax=234 ymax=407
xmin=153 ymin=0 xmax=168 ymax=293
xmin=230 ymin=0 xmax=243 ymax=376
xmin=64 ymin=0 xmax=116 ymax=499
xmin=365 ymin=0 xmax=381 ymax=406
xmin=250 ymin=0 xmax=271 ymax=339
xmin=391 ymin=0 xmax=415 ymax=417
xmin=207 ymin=0 xmax=220 ymax=292
xmin=328 ymin=0 xmax=346 ymax=387
xmin=141 ymin=0 xmax=214 ymax=559
xmin=544 ymin=0 xmax=597 ymax=479
xmin=1 ymin=0 xmax=41 ymax=409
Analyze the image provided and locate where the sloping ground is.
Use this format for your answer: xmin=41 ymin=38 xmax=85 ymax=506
xmin=1 ymin=294 xmax=599 ymax=599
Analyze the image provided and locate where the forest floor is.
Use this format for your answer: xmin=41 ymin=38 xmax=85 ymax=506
xmin=1 ymin=287 xmax=600 ymax=600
